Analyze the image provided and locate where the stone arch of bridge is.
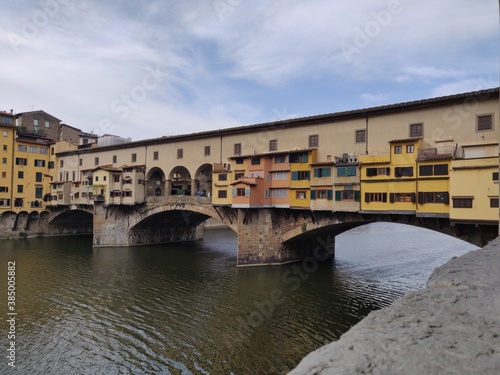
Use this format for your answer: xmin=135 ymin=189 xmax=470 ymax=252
xmin=282 ymin=221 xmax=370 ymax=246
xmin=48 ymin=208 xmax=94 ymax=225
xmin=128 ymin=203 xmax=238 ymax=233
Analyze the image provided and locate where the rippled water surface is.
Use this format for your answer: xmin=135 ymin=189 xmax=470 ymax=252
xmin=0 ymin=223 xmax=478 ymax=374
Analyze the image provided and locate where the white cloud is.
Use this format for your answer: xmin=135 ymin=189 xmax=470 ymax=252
xmin=0 ymin=0 xmax=497 ymax=140
xmin=402 ymin=66 xmax=466 ymax=80
xmin=431 ymin=77 xmax=499 ymax=97
xmin=360 ymin=93 xmax=388 ymax=104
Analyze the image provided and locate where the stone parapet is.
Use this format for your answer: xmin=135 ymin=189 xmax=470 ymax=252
xmin=288 ymin=237 xmax=500 ymax=375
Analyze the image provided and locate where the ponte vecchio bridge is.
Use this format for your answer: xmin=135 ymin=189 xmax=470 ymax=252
xmin=1 ymin=88 xmax=498 ymax=266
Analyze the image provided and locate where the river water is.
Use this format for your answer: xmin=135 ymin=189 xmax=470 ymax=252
xmin=0 ymin=222 xmax=477 ymax=375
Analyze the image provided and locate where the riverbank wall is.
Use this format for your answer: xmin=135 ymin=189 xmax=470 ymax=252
xmin=289 ymin=237 xmax=500 ymax=375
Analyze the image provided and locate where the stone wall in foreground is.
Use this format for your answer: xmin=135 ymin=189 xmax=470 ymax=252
xmin=289 ymin=237 xmax=500 ymax=375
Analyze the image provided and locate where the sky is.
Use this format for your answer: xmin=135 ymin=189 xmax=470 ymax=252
xmin=1 ymin=0 xmax=498 ymax=141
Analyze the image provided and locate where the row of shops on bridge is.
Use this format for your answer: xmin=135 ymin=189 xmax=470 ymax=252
xmin=212 ymin=137 xmax=499 ymax=224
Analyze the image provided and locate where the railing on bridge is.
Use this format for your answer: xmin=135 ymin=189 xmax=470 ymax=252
xmin=145 ymin=195 xmax=212 ymax=205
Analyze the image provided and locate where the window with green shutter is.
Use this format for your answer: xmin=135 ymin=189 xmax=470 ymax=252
xmin=354 ymin=190 xmax=360 ymax=202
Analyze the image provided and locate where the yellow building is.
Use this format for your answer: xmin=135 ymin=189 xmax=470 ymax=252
xmin=289 ymin=149 xmax=316 ymax=209
xmin=12 ymin=132 xmax=52 ymax=212
xmin=360 ymin=138 xmax=421 ymax=214
xmin=450 ymin=151 xmax=498 ymax=224
xmin=0 ymin=112 xmax=15 ymax=212
xmin=415 ymin=148 xmax=451 ymax=218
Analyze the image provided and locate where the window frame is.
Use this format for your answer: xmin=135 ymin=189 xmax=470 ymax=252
xmin=234 ymin=143 xmax=241 ymax=155
xmin=477 ymin=114 xmax=493 ymax=132
xmin=355 ymin=129 xmax=366 ymax=143
xmin=409 ymin=123 xmax=423 ymax=137
xmin=308 ymin=134 xmax=319 ymax=148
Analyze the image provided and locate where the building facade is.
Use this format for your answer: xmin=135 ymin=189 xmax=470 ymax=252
xmin=31 ymin=88 xmax=499 ymax=227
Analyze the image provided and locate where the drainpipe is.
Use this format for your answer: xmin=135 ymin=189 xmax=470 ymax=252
xmin=364 ymin=112 xmax=369 ymax=155
xmin=10 ymin=127 xmax=15 ymax=210
xmin=219 ymin=132 xmax=223 ymax=165
xmin=144 ymin=144 xmax=148 ymax=201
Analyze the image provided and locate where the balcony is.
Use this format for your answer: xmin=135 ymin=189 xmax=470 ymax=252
xmin=417 ymin=147 xmax=454 ymax=161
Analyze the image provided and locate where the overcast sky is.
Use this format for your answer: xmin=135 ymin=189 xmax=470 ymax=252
xmin=1 ymin=0 xmax=498 ymax=140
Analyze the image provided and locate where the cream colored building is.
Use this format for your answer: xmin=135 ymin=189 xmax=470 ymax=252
xmin=51 ymin=88 xmax=499 ymax=226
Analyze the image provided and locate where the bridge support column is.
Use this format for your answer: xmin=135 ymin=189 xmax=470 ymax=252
xmin=236 ymin=209 xmax=286 ymax=266
xmin=236 ymin=208 xmax=338 ymax=267
xmin=93 ymin=202 xmax=131 ymax=247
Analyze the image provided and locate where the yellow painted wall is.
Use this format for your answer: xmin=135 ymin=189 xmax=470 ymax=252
xmin=450 ymin=157 xmax=499 ymax=222
xmin=416 ymin=160 xmax=451 ymax=215
xmin=0 ymin=124 xmax=14 ymax=212
xmin=12 ymin=138 xmax=51 ymax=212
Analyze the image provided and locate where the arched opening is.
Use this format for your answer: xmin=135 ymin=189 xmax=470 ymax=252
xmin=146 ymin=167 xmax=166 ymax=197
xmin=0 ymin=211 xmax=17 ymax=230
xmin=168 ymin=166 xmax=192 ymax=196
xmin=49 ymin=210 xmax=93 ymax=235
xmin=129 ymin=209 xmax=210 ymax=245
xmin=194 ymin=164 xmax=213 ymax=197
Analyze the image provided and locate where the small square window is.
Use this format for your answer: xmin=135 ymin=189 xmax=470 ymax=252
xmin=269 ymin=140 xmax=277 ymax=151
xmin=406 ymin=144 xmax=414 ymax=153
xmin=477 ymin=114 xmax=493 ymax=131
xmin=355 ymin=130 xmax=366 ymax=143
xmin=309 ymin=135 xmax=319 ymax=148
xmin=394 ymin=145 xmax=402 ymax=154
xmin=490 ymin=198 xmax=499 ymax=208
xmin=410 ymin=123 xmax=423 ymax=137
